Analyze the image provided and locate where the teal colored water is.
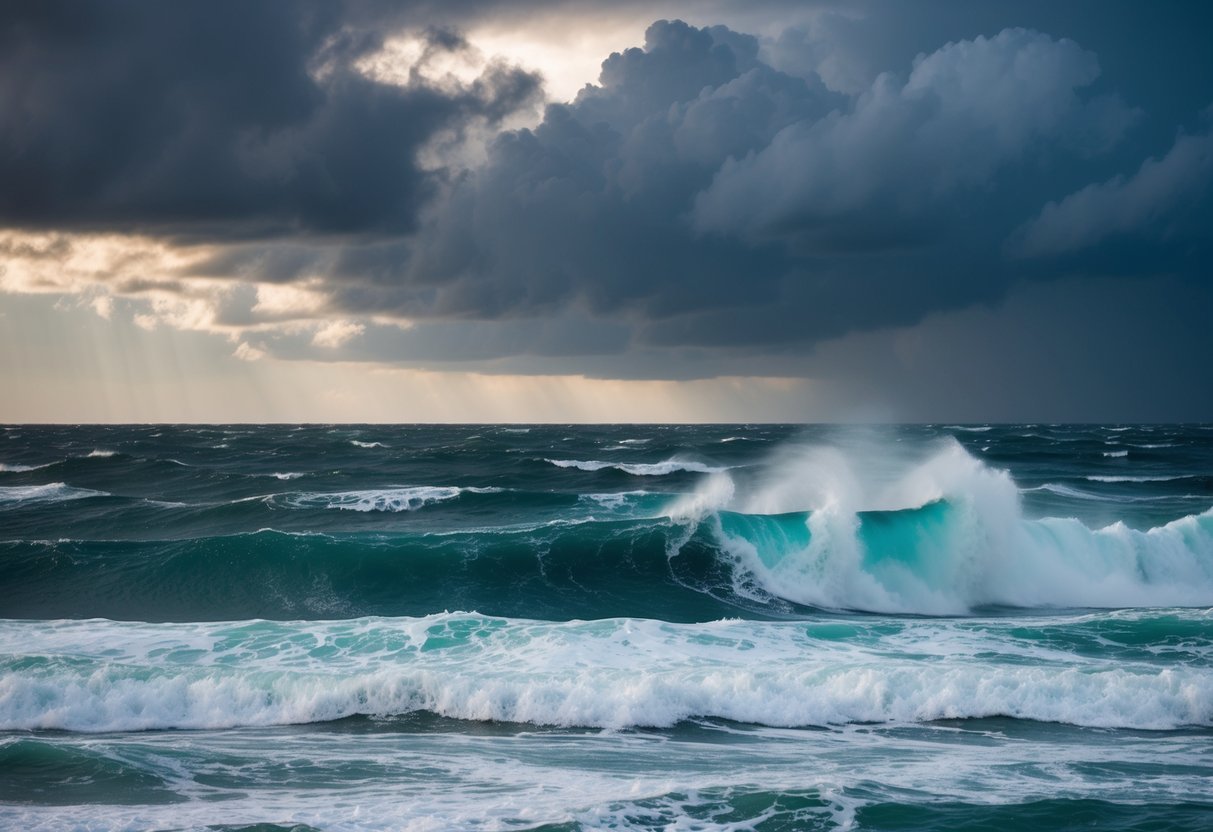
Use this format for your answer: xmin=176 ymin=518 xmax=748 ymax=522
xmin=0 ymin=424 xmax=1211 ymax=830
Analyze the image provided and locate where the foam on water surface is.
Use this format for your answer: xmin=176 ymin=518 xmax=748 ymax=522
xmin=1 ymin=611 xmax=1210 ymax=733
xmin=0 ymin=423 xmax=1209 ymax=831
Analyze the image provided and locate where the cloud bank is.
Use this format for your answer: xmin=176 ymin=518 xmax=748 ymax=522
xmin=1 ymin=1 xmax=1210 ymax=398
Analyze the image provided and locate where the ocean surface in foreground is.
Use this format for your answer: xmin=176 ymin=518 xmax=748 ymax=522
xmin=1 ymin=423 xmax=1211 ymax=831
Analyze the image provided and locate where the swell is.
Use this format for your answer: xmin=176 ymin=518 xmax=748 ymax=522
xmin=2 ymin=501 xmax=1211 ymax=621
xmin=0 ymin=480 xmax=669 ymax=542
xmin=0 ymin=739 xmax=181 ymax=805
xmin=0 ymin=522 xmax=768 ymax=622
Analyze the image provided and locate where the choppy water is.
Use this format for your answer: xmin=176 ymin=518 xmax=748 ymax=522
xmin=1 ymin=424 xmax=1211 ymax=830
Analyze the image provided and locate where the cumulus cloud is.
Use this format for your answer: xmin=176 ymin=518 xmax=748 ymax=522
xmin=0 ymin=1 xmax=541 ymax=236
xmin=1011 ymin=124 xmax=1213 ymax=257
xmin=2 ymin=4 xmax=1210 ymax=383
xmin=376 ymin=21 xmax=1138 ymax=352
xmin=311 ymin=319 xmax=366 ymax=349
xmin=692 ymin=29 xmax=1136 ymax=243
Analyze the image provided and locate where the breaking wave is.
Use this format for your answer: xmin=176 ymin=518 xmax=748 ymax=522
xmin=1 ymin=612 xmax=1207 ymax=733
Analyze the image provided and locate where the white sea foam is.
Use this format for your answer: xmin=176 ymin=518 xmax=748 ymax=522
xmin=282 ymin=486 xmax=500 ymax=512
xmin=350 ymin=440 xmax=387 ymax=448
xmin=1086 ymin=474 xmax=1187 ymax=483
xmin=547 ymin=459 xmax=727 ymax=476
xmin=0 ymin=462 xmax=46 ymax=472
xmin=86 ymin=449 xmax=116 ymax=458
xmin=1102 ymin=450 xmax=1129 ymax=457
xmin=0 ymin=613 xmax=1208 ymax=733
xmin=271 ymin=472 xmax=304 ymax=480
xmin=0 ymin=726 xmax=1204 ymax=832
xmin=0 ymin=482 xmax=110 ymax=505
xmin=580 ymin=491 xmax=652 ymax=510
xmin=1024 ymin=483 xmax=1106 ymax=500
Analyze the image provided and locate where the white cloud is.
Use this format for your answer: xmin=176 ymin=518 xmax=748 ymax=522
xmin=311 ymin=319 xmax=366 ymax=349
xmin=232 ymin=341 xmax=267 ymax=362
xmin=90 ymin=295 xmax=113 ymax=320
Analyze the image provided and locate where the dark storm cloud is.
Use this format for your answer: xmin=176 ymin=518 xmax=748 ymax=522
xmin=376 ymin=20 xmax=839 ymax=321
xmin=355 ymin=17 xmax=1162 ymax=348
xmin=0 ymin=0 xmax=541 ymax=236
xmin=1010 ymin=121 xmax=1213 ymax=260
xmin=3 ymin=0 xmax=1211 ymax=372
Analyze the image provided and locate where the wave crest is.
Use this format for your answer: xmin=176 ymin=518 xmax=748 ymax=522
xmin=278 ymin=486 xmax=500 ymax=513
xmin=1 ymin=613 xmax=1207 ymax=733
xmin=546 ymin=458 xmax=727 ymax=475
xmin=665 ymin=440 xmax=1213 ymax=614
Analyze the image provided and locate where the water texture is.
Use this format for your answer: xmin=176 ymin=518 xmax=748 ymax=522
xmin=1 ymin=423 xmax=1210 ymax=830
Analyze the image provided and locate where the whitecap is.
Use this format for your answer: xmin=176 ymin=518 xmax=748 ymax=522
xmin=0 ymin=462 xmax=50 ymax=472
xmin=1023 ymin=483 xmax=1107 ymax=500
xmin=0 ymin=482 xmax=110 ymax=505
xmin=579 ymin=491 xmax=652 ymax=510
xmin=546 ymin=459 xmax=727 ymax=476
xmin=1 ymin=613 xmax=1208 ymax=733
xmin=282 ymin=486 xmax=500 ymax=512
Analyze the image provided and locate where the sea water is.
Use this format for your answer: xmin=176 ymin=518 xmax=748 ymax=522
xmin=0 ymin=424 xmax=1210 ymax=830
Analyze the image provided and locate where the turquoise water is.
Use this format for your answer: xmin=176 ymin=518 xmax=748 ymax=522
xmin=1 ymin=424 xmax=1211 ymax=829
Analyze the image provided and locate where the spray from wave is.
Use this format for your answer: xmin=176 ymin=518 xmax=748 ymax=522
xmin=665 ymin=439 xmax=1213 ymax=614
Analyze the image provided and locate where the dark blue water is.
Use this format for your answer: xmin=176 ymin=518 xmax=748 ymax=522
xmin=1 ymin=424 xmax=1211 ymax=830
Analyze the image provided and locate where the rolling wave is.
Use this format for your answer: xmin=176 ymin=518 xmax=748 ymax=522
xmin=1 ymin=612 xmax=1207 ymax=732
xmin=713 ymin=503 xmax=1213 ymax=613
xmin=2 ymin=495 xmax=1210 ymax=621
xmin=0 ymin=437 xmax=1208 ymax=619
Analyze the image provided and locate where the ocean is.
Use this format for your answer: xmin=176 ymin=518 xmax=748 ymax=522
xmin=1 ymin=423 xmax=1210 ymax=831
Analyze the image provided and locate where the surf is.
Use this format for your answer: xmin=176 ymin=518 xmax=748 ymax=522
xmin=1 ymin=612 xmax=1208 ymax=733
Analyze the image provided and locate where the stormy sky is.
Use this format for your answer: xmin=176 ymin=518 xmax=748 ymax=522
xmin=1 ymin=0 xmax=1210 ymax=421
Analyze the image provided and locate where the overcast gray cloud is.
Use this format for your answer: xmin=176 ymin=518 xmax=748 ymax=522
xmin=1 ymin=0 xmax=1211 ymax=414
xmin=1012 ymin=122 xmax=1213 ymax=258
xmin=0 ymin=1 xmax=541 ymax=236
xmin=362 ymin=18 xmax=1156 ymax=351
xmin=694 ymin=28 xmax=1137 ymax=241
